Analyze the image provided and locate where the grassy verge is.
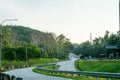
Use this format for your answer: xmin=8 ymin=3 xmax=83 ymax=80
xmin=28 ymin=58 xmax=59 ymax=66
xmin=2 ymin=58 xmax=59 ymax=71
xmin=76 ymin=60 xmax=120 ymax=73
xmin=3 ymin=58 xmax=58 ymax=66
xmin=33 ymin=59 xmax=119 ymax=80
xmin=33 ymin=68 xmax=106 ymax=80
xmin=43 ymin=65 xmax=55 ymax=70
xmin=56 ymin=65 xmax=60 ymax=70
xmin=75 ymin=60 xmax=80 ymax=71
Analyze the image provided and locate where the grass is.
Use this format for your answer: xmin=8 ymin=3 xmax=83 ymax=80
xmin=2 ymin=60 xmax=25 ymax=67
xmin=3 ymin=58 xmax=118 ymax=80
xmin=28 ymin=58 xmax=59 ymax=66
xmin=76 ymin=60 xmax=120 ymax=73
xmin=3 ymin=58 xmax=119 ymax=80
xmin=56 ymin=65 xmax=60 ymax=70
xmin=33 ymin=63 xmax=106 ymax=80
xmin=2 ymin=58 xmax=59 ymax=71
xmin=33 ymin=68 xmax=106 ymax=80
xmin=33 ymin=59 xmax=119 ymax=80
xmin=43 ymin=65 xmax=55 ymax=70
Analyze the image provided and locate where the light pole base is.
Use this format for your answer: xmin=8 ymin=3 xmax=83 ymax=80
xmin=0 ymin=67 xmax=4 ymax=72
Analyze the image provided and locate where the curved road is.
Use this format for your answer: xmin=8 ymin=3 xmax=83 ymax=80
xmin=4 ymin=67 xmax=72 ymax=80
xmin=57 ymin=59 xmax=77 ymax=71
xmin=57 ymin=53 xmax=79 ymax=71
xmin=4 ymin=53 xmax=78 ymax=80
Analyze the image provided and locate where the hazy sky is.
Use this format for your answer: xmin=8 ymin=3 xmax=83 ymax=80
xmin=0 ymin=0 xmax=119 ymax=43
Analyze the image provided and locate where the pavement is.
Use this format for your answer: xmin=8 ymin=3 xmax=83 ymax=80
xmin=4 ymin=53 xmax=78 ymax=80
xmin=57 ymin=59 xmax=77 ymax=71
xmin=57 ymin=53 xmax=79 ymax=71
xmin=4 ymin=67 xmax=72 ymax=80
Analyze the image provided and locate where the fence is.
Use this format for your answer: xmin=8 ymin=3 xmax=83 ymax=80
xmin=0 ymin=72 xmax=23 ymax=80
xmin=36 ymin=64 xmax=120 ymax=80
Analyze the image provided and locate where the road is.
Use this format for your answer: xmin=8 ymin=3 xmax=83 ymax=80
xmin=4 ymin=67 xmax=72 ymax=80
xmin=4 ymin=53 xmax=78 ymax=80
xmin=57 ymin=59 xmax=77 ymax=71
xmin=57 ymin=53 xmax=79 ymax=71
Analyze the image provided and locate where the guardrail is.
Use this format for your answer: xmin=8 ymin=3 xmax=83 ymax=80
xmin=36 ymin=64 xmax=120 ymax=79
xmin=0 ymin=72 xmax=23 ymax=80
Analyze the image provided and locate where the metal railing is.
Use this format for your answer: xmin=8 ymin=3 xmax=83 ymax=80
xmin=36 ymin=64 xmax=120 ymax=79
xmin=0 ymin=72 xmax=23 ymax=80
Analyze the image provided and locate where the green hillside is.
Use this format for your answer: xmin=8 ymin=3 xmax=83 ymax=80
xmin=76 ymin=60 xmax=120 ymax=73
xmin=0 ymin=25 xmax=73 ymax=61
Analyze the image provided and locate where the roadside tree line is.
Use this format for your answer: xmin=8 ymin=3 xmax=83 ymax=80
xmin=73 ymin=31 xmax=120 ymax=58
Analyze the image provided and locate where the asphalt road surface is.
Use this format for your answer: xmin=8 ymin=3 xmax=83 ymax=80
xmin=4 ymin=67 xmax=72 ymax=80
xmin=4 ymin=53 xmax=78 ymax=80
xmin=57 ymin=53 xmax=79 ymax=71
xmin=57 ymin=59 xmax=77 ymax=71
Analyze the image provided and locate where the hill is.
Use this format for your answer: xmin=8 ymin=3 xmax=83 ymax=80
xmin=0 ymin=25 xmax=73 ymax=60
xmin=5 ymin=25 xmax=55 ymax=47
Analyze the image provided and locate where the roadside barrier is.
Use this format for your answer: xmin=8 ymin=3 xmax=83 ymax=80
xmin=0 ymin=64 xmax=30 ymax=80
xmin=4 ymin=64 xmax=30 ymax=70
xmin=0 ymin=72 xmax=23 ymax=80
xmin=16 ymin=77 xmax=23 ymax=80
xmin=36 ymin=64 xmax=120 ymax=79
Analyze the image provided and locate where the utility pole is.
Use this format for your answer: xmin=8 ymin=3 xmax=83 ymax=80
xmin=90 ymin=33 xmax=92 ymax=43
xmin=119 ymin=0 xmax=120 ymax=31
xmin=25 ymin=44 xmax=28 ymax=67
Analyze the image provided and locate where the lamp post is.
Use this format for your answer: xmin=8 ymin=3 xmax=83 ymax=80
xmin=117 ymin=0 xmax=120 ymax=34
xmin=25 ymin=43 xmax=28 ymax=67
xmin=119 ymin=0 xmax=120 ymax=31
xmin=0 ymin=19 xmax=18 ymax=68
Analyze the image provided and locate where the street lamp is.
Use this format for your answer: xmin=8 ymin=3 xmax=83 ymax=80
xmin=119 ymin=0 xmax=120 ymax=31
xmin=0 ymin=19 xmax=18 ymax=68
xmin=1 ymin=19 xmax=18 ymax=25
xmin=25 ymin=43 xmax=28 ymax=67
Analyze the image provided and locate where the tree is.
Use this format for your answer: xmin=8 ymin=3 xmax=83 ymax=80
xmin=16 ymin=46 xmax=26 ymax=60
xmin=27 ymin=44 xmax=42 ymax=59
xmin=56 ymin=34 xmax=73 ymax=59
xmin=108 ymin=34 xmax=118 ymax=45
xmin=0 ymin=25 xmax=75 ymax=60
xmin=0 ymin=26 xmax=12 ymax=48
xmin=103 ymin=31 xmax=109 ymax=45
xmin=80 ymin=41 xmax=92 ymax=57
xmin=3 ymin=47 xmax=16 ymax=61
xmin=62 ymin=41 xmax=73 ymax=53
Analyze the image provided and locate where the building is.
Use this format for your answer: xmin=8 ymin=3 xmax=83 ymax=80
xmin=105 ymin=45 xmax=120 ymax=58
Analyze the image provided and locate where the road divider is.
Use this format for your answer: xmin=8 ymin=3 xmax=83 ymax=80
xmin=36 ymin=63 xmax=120 ymax=79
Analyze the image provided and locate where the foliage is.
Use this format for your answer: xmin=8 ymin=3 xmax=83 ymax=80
xmin=72 ymin=31 xmax=120 ymax=58
xmin=28 ymin=58 xmax=59 ymax=66
xmin=56 ymin=34 xmax=73 ymax=59
xmin=3 ymin=47 xmax=16 ymax=61
xmin=2 ymin=58 xmax=58 ymax=68
xmin=0 ymin=25 xmax=73 ymax=61
xmin=2 ymin=25 xmax=120 ymax=61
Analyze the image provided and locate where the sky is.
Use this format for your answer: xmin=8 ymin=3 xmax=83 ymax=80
xmin=0 ymin=0 xmax=119 ymax=43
